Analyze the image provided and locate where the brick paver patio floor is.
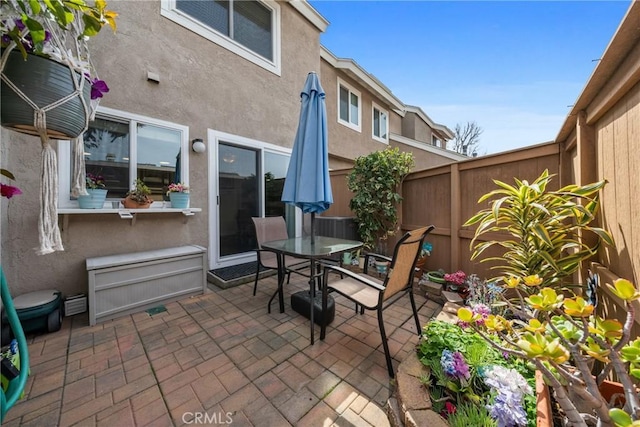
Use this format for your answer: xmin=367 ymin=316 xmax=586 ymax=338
xmin=3 ymin=273 xmax=442 ymax=427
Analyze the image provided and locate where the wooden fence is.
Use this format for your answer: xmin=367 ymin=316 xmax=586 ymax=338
xmin=326 ymin=142 xmax=561 ymax=280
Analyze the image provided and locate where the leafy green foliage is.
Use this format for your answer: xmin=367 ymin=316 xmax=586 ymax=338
xmin=2 ymin=0 xmax=118 ymax=60
xmin=419 ymin=320 xmax=536 ymax=426
xmin=448 ymin=401 xmax=496 ymax=427
xmin=126 ymin=179 xmax=151 ymax=204
xmin=347 ymin=148 xmax=413 ymax=251
xmin=464 ymin=169 xmax=614 ymax=290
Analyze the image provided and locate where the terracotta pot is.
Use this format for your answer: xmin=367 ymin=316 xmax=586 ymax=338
xmin=121 ymin=196 xmax=152 ymax=209
xmin=536 ymin=370 xmax=552 ymax=427
xmin=599 ymin=379 xmax=626 ymax=407
xmin=414 ymin=256 xmax=428 ymax=278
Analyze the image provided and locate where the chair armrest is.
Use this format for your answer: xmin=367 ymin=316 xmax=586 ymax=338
xmin=323 ymin=265 xmax=386 ymax=292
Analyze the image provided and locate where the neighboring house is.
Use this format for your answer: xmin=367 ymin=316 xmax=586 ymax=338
xmin=0 ymin=0 xmax=457 ymax=297
xmin=320 ymin=47 xmax=461 ymax=171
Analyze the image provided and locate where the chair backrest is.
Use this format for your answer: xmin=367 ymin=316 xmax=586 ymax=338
xmin=383 ymin=225 xmax=435 ymax=300
xmin=252 ymin=216 xmax=289 ymax=249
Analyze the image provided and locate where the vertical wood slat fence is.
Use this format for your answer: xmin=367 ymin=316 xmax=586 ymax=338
xmin=326 ymin=142 xmax=561 ymax=280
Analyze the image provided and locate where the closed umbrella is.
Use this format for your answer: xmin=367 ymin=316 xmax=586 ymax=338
xmin=281 ymin=72 xmax=333 ymax=242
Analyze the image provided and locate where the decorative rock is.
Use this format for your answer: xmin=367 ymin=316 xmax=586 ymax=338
xmin=420 ymin=280 xmax=443 ymax=296
xmin=385 ymin=397 xmax=403 ymax=427
xmin=397 ymin=350 xmax=428 ymax=378
xmin=441 ymin=291 xmax=463 ymax=304
xmin=435 ymin=301 xmax=463 ymax=323
xmin=405 ymin=409 xmax=449 ymax=427
xmin=397 ymin=371 xmax=431 ymax=414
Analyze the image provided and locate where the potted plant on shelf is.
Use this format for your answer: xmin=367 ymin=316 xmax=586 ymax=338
xmin=0 ymin=0 xmax=117 ymax=139
xmin=122 ymin=179 xmax=152 ymax=209
xmin=347 ymin=147 xmax=414 ymax=254
xmin=77 ymin=172 xmax=107 ymax=209
xmin=458 ymin=170 xmax=639 ymax=426
xmin=166 ymin=183 xmax=189 ymax=208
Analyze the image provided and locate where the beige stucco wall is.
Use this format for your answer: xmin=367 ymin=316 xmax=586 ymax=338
xmin=401 ymin=112 xmax=435 ymax=145
xmin=320 ymin=59 xmax=398 ymax=160
xmin=0 ymin=1 xmax=322 ymax=296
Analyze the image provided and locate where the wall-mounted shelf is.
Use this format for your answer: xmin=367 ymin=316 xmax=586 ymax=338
xmin=58 ymin=207 xmax=202 ymax=228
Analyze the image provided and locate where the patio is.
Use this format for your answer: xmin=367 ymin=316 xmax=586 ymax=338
xmin=2 ymin=274 xmax=443 ymax=427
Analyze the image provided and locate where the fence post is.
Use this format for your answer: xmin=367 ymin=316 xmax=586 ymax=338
xmin=450 ymin=163 xmax=461 ymax=273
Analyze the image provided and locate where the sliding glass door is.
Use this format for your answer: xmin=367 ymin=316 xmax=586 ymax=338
xmin=210 ymin=131 xmax=295 ymax=268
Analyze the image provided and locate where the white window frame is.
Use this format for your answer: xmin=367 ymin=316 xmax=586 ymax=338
xmin=432 ymin=135 xmax=442 ymax=147
xmin=371 ymin=102 xmax=389 ymax=143
xmin=58 ymin=106 xmax=189 ymax=208
xmin=160 ymin=0 xmax=281 ymax=76
xmin=337 ymin=78 xmax=361 ymax=132
xmin=207 ymin=129 xmax=298 ymax=269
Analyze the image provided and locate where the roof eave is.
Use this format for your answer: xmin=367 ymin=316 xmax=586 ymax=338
xmin=288 ymin=0 xmax=329 ymax=33
xmin=404 ymin=105 xmax=455 ymax=140
xmin=321 ymin=46 xmax=405 ymax=112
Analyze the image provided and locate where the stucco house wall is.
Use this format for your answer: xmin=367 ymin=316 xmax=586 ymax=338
xmin=401 ymin=112 xmax=436 ymax=145
xmin=0 ymin=0 xmax=324 ymax=296
xmin=320 ymin=59 xmax=397 ymax=161
xmin=0 ymin=0 xmax=458 ymax=300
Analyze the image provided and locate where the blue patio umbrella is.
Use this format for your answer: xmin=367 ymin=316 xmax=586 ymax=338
xmin=281 ymin=72 xmax=333 ymax=242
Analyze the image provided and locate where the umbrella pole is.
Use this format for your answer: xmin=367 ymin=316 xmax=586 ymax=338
xmin=310 ymin=213 xmax=315 ymax=245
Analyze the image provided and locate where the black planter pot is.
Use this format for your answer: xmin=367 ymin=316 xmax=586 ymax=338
xmin=1 ymin=49 xmax=91 ymax=139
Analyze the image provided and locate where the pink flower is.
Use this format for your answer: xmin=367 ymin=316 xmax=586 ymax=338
xmin=443 ymin=401 xmax=456 ymax=416
xmin=444 ymin=270 xmax=467 ymax=285
xmin=1 ymin=183 xmax=22 ymax=199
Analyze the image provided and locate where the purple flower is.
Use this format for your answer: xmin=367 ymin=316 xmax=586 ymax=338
xmin=441 ymin=350 xmax=470 ymax=380
xmin=487 ymin=390 xmax=528 ymax=427
xmin=484 ymin=366 xmax=532 ymax=427
xmin=1 ymin=184 xmax=22 ymax=199
xmin=90 ymin=79 xmax=109 ymax=100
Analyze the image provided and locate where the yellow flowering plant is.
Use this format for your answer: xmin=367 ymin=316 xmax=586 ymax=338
xmin=460 ymin=171 xmax=639 ymax=426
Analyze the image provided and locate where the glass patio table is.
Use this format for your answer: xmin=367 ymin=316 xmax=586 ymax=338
xmin=261 ymin=236 xmax=363 ymax=344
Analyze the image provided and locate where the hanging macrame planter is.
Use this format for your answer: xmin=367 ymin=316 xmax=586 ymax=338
xmin=1 ymin=49 xmax=91 ymax=140
xmin=0 ymin=46 xmax=93 ymax=255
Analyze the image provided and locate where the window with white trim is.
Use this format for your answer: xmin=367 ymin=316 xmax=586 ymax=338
xmin=337 ymin=78 xmax=361 ymax=132
xmin=372 ymin=103 xmax=388 ymax=142
xmin=432 ymin=135 xmax=442 ymax=147
xmin=58 ymin=107 xmax=189 ymax=208
xmin=161 ymin=0 xmax=281 ymax=74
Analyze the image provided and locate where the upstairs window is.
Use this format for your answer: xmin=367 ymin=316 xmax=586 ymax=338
xmin=372 ymin=103 xmax=388 ymax=143
xmin=337 ymin=78 xmax=361 ymax=132
xmin=162 ymin=0 xmax=280 ymax=74
xmin=432 ymin=135 xmax=442 ymax=147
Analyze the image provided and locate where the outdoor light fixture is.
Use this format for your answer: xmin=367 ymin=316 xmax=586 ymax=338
xmin=191 ymin=138 xmax=206 ymax=153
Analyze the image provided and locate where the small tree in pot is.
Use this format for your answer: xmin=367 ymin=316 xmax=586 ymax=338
xmin=347 ymin=147 xmax=413 ymax=253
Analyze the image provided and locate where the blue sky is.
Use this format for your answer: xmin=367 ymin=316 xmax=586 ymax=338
xmin=309 ymin=1 xmax=631 ymax=154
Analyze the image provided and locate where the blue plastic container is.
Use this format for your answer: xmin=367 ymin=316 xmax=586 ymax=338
xmin=169 ymin=192 xmax=189 ymax=208
xmin=77 ymin=189 xmax=107 ymax=209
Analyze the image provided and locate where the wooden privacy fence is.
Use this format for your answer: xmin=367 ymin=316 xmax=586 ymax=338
xmin=326 ymin=142 xmax=561 ymax=280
